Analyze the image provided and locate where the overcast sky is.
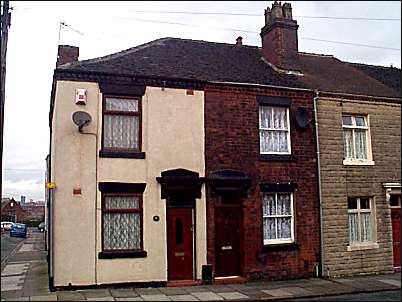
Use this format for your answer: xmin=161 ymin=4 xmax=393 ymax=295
xmin=2 ymin=1 xmax=401 ymax=201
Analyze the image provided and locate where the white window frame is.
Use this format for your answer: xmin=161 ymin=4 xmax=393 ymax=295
xmin=259 ymin=106 xmax=291 ymax=155
xmin=347 ymin=197 xmax=378 ymax=251
xmin=342 ymin=115 xmax=374 ymax=166
xmin=262 ymin=192 xmax=294 ymax=245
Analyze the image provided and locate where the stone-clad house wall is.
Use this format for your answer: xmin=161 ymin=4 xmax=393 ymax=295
xmin=204 ymin=84 xmax=320 ymax=280
xmin=317 ymin=96 xmax=401 ymax=277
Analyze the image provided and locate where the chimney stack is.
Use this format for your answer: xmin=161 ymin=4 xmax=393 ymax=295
xmin=56 ymin=45 xmax=79 ymax=67
xmin=260 ymin=1 xmax=301 ymax=72
xmin=236 ymin=36 xmax=243 ymax=46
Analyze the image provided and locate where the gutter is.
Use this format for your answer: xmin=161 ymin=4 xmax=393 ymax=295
xmin=209 ymin=80 xmax=313 ymax=93
xmin=313 ymin=90 xmax=325 ymax=278
xmin=317 ymin=90 xmax=401 ymax=103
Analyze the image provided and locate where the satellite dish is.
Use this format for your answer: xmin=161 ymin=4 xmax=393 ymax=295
xmin=295 ymin=107 xmax=309 ymax=128
xmin=72 ymin=111 xmax=92 ymax=132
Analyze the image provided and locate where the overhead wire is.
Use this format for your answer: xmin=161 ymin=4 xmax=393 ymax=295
xmin=9 ymin=6 xmax=402 ymax=21
xmin=9 ymin=5 xmax=401 ymax=50
xmin=113 ymin=17 xmax=401 ymax=51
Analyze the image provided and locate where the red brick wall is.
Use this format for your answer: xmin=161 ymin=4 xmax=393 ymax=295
xmin=1 ymin=202 xmax=27 ymax=222
xmin=261 ymin=23 xmax=300 ymax=71
xmin=205 ymin=84 xmax=320 ymax=280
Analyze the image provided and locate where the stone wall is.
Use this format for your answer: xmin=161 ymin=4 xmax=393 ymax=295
xmin=317 ymin=96 xmax=401 ymax=277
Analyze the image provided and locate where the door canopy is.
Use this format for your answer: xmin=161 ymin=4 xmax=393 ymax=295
xmin=156 ymin=168 xmax=204 ymax=199
xmin=208 ymin=169 xmax=251 ymax=197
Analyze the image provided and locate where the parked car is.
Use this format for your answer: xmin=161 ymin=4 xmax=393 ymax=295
xmin=1 ymin=221 xmax=15 ymax=231
xmin=10 ymin=223 xmax=27 ymax=238
xmin=38 ymin=222 xmax=45 ymax=232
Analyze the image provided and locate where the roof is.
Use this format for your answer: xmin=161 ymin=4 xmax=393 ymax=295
xmin=346 ymin=62 xmax=401 ymax=97
xmin=57 ymin=38 xmax=306 ymax=89
xmin=298 ymin=53 xmax=400 ymax=98
xmin=58 ymin=37 xmax=401 ymax=99
xmin=1 ymin=198 xmax=12 ymax=209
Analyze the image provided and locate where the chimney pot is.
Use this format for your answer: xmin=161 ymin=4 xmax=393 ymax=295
xmin=56 ymin=45 xmax=79 ymax=67
xmin=236 ymin=36 xmax=243 ymax=45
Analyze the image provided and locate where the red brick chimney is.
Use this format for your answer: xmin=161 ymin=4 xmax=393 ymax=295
xmin=260 ymin=1 xmax=301 ymax=72
xmin=56 ymin=45 xmax=79 ymax=67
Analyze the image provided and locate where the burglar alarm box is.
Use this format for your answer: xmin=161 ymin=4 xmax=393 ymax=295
xmin=75 ymin=89 xmax=87 ymax=105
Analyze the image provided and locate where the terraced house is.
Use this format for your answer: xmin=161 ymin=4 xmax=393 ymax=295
xmin=308 ymin=58 xmax=401 ymax=277
xmin=47 ymin=2 xmax=400 ymax=288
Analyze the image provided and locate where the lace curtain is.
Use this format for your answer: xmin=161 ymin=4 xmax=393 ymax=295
xmin=360 ymin=213 xmax=372 ymax=242
xmin=104 ymin=115 xmax=139 ymax=149
xmin=104 ymin=98 xmax=139 ymax=149
xmin=262 ymin=193 xmax=292 ymax=241
xmin=343 ymin=128 xmax=367 ymax=160
xmin=349 ymin=212 xmax=372 ymax=243
xmin=355 ymin=130 xmax=367 ymax=159
xmin=103 ymin=196 xmax=141 ymax=250
xmin=259 ymin=106 xmax=289 ymax=153
xmin=348 ymin=213 xmax=359 ymax=243
xmin=343 ymin=129 xmax=353 ymax=159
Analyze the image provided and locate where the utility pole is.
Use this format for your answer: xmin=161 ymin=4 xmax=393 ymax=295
xmin=1 ymin=0 xmax=11 ymax=200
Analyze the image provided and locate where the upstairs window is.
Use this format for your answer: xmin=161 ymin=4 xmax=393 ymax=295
xmin=259 ymin=106 xmax=291 ymax=154
xmin=342 ymin=115 xmax=372 ymax=163
xmin=103 ymin=96 xmax=141 ymax=152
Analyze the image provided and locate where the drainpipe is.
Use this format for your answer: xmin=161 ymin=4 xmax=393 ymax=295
xmin=313 ymin=90 xmax=325 ymax=277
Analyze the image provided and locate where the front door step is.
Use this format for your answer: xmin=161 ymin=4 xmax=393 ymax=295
xmin=167 ymin=280 xmax=202 ymax=287
xmin=214 ymin=276 xmax=246 ymax=284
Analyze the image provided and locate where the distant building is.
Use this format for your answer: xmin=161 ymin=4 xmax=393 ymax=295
xmin=1 ymin=198 xmax=27 ymax=223
xmin=21 ymin=204 xmax=45 ymax=221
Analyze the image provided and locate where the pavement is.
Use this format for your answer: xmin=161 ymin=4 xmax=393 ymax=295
xmin=1 ymin=230 xmax=401 ymax=301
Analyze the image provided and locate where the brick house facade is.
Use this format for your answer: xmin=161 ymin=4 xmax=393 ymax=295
xmin=1 ymin=198 xmax=27 ymax=223
xmin=205 ymin=84 xmax=320 ymax=280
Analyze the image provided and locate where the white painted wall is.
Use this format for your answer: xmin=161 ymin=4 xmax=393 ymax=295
xmin=51 ymin=81 xmax=206 ymax=286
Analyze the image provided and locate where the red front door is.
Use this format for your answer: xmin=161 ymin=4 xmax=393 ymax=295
xmin=167 ymin=208 xmax=194 ymax=280
xmin=390 ymin=194 xmax=401 ymax=270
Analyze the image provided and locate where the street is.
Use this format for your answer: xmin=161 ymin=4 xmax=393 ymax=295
xmin=0 ymin=229 xmax=400 ymax=301
xmin=1 ymin=231 xmax=24 ymax=266
xmin=281 ymin=290 xmax=401 ymax=301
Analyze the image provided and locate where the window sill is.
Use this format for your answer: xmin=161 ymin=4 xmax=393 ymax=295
xmin=347 ymin=243 xmax=379 ymax=252
xmin=99 ymin=150 xmax=146 ymax=159
xmin=343 ymin=159 xmax=375 ymax=166
xmin=260 ymin=154 xmax=296 ymax=161
xmin=98 ymin=251 xmax=147 ymax=259
xmin=262 ymin=242 xmax=299 ymax=252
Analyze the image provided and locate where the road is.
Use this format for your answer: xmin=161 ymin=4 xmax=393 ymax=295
xmin=1 ymin=231 xmax=24 ymax=266
xmin=281 ymin=290 xmax=401 ymax=301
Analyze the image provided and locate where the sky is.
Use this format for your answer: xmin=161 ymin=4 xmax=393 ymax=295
xmin=2 ymin=1 xmax=401 ymax=201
